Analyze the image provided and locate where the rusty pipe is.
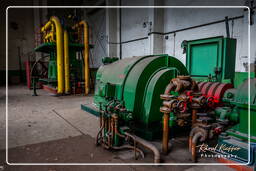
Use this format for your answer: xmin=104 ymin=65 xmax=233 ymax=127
xmin=188 ymin=127 xmax=201 ymax=152
xmin=163 ymin=99 xmax=178 ymax=109
xmin=191 ymin=132 xmax=203 ymax=162
xmin=112 ymin=145 xmax=145 ymax=159
xmin=164 ymin=82 xmax=175 ymax=94
xmin=174 ymin=80 xmax=183 ymax=92
xmin=189 ymin=136 xmax=192 ymax=152
xmin=191 ymin=80 xmax=199 ymax=91
xmin=124 ymin=132 xmax=160 ymax=163
xmin=192 ymin=109 xmax=197 ymax=125
xmin=111 ymin=117 xmax=115 ymax=146
xmin=112 ymin=114 xmax=125 ymax=138
xmin=162 ymin=112 xmax=170 ymax=155
xmin=95 ymin=114 xmax=105 ymax=146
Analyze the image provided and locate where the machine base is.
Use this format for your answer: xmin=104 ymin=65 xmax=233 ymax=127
xmin=81 ymin=103 xmax=100 ymax=117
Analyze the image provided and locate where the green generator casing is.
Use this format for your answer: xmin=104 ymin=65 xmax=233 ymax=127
xmin=90 ymin=55 xmax=188 ymax=139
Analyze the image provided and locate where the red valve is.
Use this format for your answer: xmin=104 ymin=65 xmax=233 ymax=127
xmin=207 ymin=96 xmax=215 ymax=108
xmin=214 ymin=127 xmax=222 ymax=134
xmin=177 ymin=100 xmax=187 ymax=113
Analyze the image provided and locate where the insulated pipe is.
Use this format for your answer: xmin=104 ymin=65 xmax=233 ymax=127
xmin=64 ymin=30 xmax=70 ymax=94
xmin=41 ymin=16 xmax=64 ymax=94
xmin=124 ymin=132 xmax=160 ymax=163
xmin=74 ymin=21 xmax=90 ymax=95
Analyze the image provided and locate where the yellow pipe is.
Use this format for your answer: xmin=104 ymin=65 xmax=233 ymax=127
xmin=51 ymin=16 xmax=64 ymax=94
xmin=64 ymin=30 xmax=70 ymax=94
xmin=79 ymin=21 xmax=90 ymax=95
xmin=74 ymin=21 xmax=90 ymax=95
xmin=41 ymin=17 xmax=64 ymax=94
xmin=44 ymin=32 xmax=54 ymax=42
xmin=41 ymin=21 xmax=52 ymax=32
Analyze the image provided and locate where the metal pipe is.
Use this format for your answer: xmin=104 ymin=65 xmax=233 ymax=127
xmin=125 ymin=132 xmax=160 ymax=163
xmin=113 ymin=114 xmax=125 ymax=138
xmin=225 ymin=16 xmax=230 ymax=38
xmin=192 ymin=109 xmax=197 ymax=125
xmin=162 ymin=112 xmax=170 ymax=155
xmin=41 ymin=16 xmax=64 ymax=94
xmin=64 ymin=30 xmax=70 ymax=94
xmin=119 ymin=0 xmax=122 ymax=59
xmin=164 ymin=82 xmax=175 ymax=95
xmin=191 ymin=132 xmax=203 ymax=162
xmin=112 ymin=145 xmax=145 ymax=159
xmin=188 ymin=127 xmax=201 ymax=152
xmin=77 ymin=21 xmax=90 ymax=95
xmin=148 ymin=15 xmax=244 ymax=36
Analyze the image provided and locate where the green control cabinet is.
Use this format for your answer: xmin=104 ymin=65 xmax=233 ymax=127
xmin=184 ymin=36 xmax=236 ymax=83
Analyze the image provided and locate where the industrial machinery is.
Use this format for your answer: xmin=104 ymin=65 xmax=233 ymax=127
xmin=33 ymin=16 xmax=91 ymax=95
xmin=82 ymin=36 xmax=256 ymax=168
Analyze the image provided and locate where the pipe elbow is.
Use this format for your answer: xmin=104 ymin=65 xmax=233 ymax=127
xmin=192 ymin=132 xmax=203 ymax=144
xmin=41 ymin=21 xmax=52 ymax=32
xmin=164 ymin=83 xmax=175 ymax=95
xmin=175 ymin=81 xmax=183 ymax=92
xmin=79 ymin=20 xmax=88 ymax=28
xmin=50 ymin=16 xmax=61 ymax=25
xmin=124 ymin=132 xmax=160 ymax=163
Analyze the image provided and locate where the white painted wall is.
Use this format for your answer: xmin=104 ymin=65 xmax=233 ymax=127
xmin=5 ymin=4 xmax=254 ymax=73
xmin=7 ymin=8 xmax=35 ymax=70
xmin=86 ymin=9 xmax=107 ymax=68
xmin=108 ymin=6 xmax=255 ymax=72
xmin=121 ymin=7 xmax=150 ymax=58
xmin=163 ymin=8 xmax=251 ymax=72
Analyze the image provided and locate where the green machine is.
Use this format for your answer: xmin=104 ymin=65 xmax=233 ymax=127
xmin=216 ymin=76 xmax=256 ymax=165
xmin=81 ymin=36 xmax=256 ymax=166
xmin=82 ymin=54 xmax=188 ymax=140
xmin=34 ymin=29 xmax=84 ymax=94
xmin=34 ymin=41 xmax=84 ymax=81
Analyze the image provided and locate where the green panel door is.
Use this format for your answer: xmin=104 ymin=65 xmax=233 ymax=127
xmin=190 ymin=43 xmax=218 ymax=76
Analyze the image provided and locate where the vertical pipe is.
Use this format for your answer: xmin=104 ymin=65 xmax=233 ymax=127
xmin=225 ymin=16 xmax=230 ymax=38
xmin=162 ymin=112 xmax=170 ymax=154
xmin=49 ymin=16 xmax=64 ymax=94
xmin=79 ymin=21 xmax=90 ymax=95
xmin=64 ymin=30 xmax=70 ymax=94
xmin=191 ymin=142 xmax=196 ymax=162
xmin=192 ymin=109 xmax=197 ymax=125
xmin=119 ymin=0 xmax=122 ymax=59
xmin=189 ymin=136 xmax=192 ymax=152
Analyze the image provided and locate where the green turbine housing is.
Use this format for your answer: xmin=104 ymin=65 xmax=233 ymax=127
xmin=93 ymin=55 xmax=188 ymax=140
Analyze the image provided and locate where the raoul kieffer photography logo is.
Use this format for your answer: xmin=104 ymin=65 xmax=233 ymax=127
xmin=197 ymin=143 xmax=241 ymax=159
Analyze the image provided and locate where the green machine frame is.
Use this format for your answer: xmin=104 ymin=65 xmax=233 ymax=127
xmin=34 ymin=34 xmax=84 ymax=90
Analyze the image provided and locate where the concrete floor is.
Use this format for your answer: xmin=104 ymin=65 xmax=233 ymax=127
xmin=0 ymin=85 xmax=235 ymax=171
